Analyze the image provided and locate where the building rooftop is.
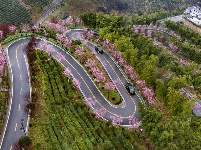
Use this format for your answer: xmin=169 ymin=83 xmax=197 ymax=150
xmin=183 ymin=6 xmax=201 ymax=26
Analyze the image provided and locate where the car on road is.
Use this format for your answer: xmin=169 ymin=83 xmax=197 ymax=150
xmin=95 ymin=46 xmax=103 ymax=54
xmin=125 ymin=83 xmax=135 ymax=95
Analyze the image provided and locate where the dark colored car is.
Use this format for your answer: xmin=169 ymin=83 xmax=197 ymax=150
xmin=125 ymin=83 xmax=135 ymax=95
xmin=95 ymin=46 xmax=103 ymax=54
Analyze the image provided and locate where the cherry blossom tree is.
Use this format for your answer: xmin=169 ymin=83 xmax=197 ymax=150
xmin=75 ymin=17 xmax=82 ymax=26
xmin=91 ymin=67 xmax=105 ymax=83
xmin=124 ymin=65 xmax=134 ymax=75
xmin=32 ymin=24 xmax=40 ymax=33
xmin=22 ymin=24 xmax=30 ymax=32
xmin=86 ymin=30 xmax=94 ymax=38
xmin=82 ymin=27 xmax=88 ymax=35
xmin=93 ymin=108 xmax=106 ymax=119
xmin=0 ymin=45 xmax=5 ymax=82
xmin=63 ymin=39 xmax=72 ymax=47
xmin=128 ymin=116 xmax=140 ymax=129
xmin=65 ymin=16 xmax=73 ymax=25
xmin=85 ymin=58 xmax=96 ymax=68
xmin=118 ymin=57 xmax=125 ymax=66
xmin=110 ymin=114 xmax=123 ymax=125
xmin=75 ymin=47 xmax=84 ymax=56
xmin=104 ymin=82 xmax=116 ymax=99
xmin=72 ymin=78 xmax=81 ymax=89
xmin=84 ymin=96 xmax=95 ymax=108
xmin=9 ymin=25 xmax=17 ymax=33
xmin=64 ymin=67 xmax=72 ymax=78
xmin=56 ymin=33 xmax=64 ymax=43
xmin=136 ymin=80 xmax=146 ymax=89
xmin=143 ymin=87 xmax=155 ymax=104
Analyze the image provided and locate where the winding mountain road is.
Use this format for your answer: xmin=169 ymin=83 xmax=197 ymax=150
xmin=1 ymin=30 xmax=142 ymax=149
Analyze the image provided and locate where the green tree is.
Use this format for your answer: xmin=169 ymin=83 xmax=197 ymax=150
xmin=114 ymin=35 xmax=134 ymax=52
xmin=155 ymin=79 xmax=167 ymax=101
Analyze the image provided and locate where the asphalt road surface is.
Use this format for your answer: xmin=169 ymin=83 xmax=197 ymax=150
xmin=1 ymin=33 xmax=142 ymax=149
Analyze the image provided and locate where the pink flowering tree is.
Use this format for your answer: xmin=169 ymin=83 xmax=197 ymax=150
xmin=104 ymin=82 xmax=116 ymax=99
xmin=75 ymin=47 xmax=84 ymax=57
xmin=85 ymin=58 xmax=96 ymax=68
xmin=9 ymin=25 xmax=17 ymax=33
xmin=56 ymin=33 xmax=64 ymax=43
xmin=65 ymin=16 xmax=74 ymax=25
xmin=0 ymin=46 xmax=5 ymax=81
xmin=93 ymin=108 xmax=106 ymax=119
xmin=72 ymin=78 xmax=81 ymax=89
xmin=91 ymin=67 xmax=105 ymax=83
xmin=110 ymin=114 xmax=123 ymax=125
xmin=22 ymin=24 xmax=30 ymax=32
xmin=129 ymin=116 xmax=140 ymax=129
xmin=136 ymin=80 xmax=146 ymax=89
xmin=32 ymin=24 xmax=40 ymax=33
xmin=75 ymin=17 xmax=82 ymax=26
xmin=64 ymin=67 xmax=72 ymax=78
xmin=143 ymin=87 xmax=155 ymax=104
xmin=86 ymin=30 xmax=94 ymax=39
xmin=63 ymin=39 xmax=72 ymax=48
xmin=84 ymin=96 xmax=95 ymax=108
xmin=82 ymin=27 xmax=88 ymax=35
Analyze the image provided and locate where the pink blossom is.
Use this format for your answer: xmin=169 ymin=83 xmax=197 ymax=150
xmin=75 ymin=47 xmax=84 ymax=56
xmin=65 ymin=16 xmax=73 ymax=25
xmin=56 ymin=33 xmax=64 ymax=43
xmin=82 ymin=27 xmax=88 ymax=34
xmin=32 ymin=24 xmax=40 ymax=33
xmin=75 ymin=17 xmax=82 ymax=25
xmin=85 ymin=58 xmax=96 ymax=68
xmin=110 ymin=114 xmax=123 ymax=125
xmin=86 ymin=30 xmax=94 ymax=38
xmin=136 ymin=80 xmax=146 ymax=89
xmin=124 ymin=65 xmax=133 ymax=74
xmin=84 ymin=96 xmax=95 ymax=108
xmin=9 ymin=25 xmax=17 ymax=33
xmin=64 ymin=67 xmax=72 ymax=78
xmin=22 ymin=24 xmax=30 ymax=32
xmin=73 ymin=78 xmax=81 ymax=89
xmin=104 ymin=82 xmax=116 ymax=91
xmin=129 ymin=116 xmax=140 ymax=129
xmin=118 ymin=57 xmax=125 ymax=66
xmin=143 ymin=87 xmax=155 ymax=104
xmin=63 ymin=39 xmax=72 ymax=47
xmin=93 ymin=108 xmax=106 ymax=119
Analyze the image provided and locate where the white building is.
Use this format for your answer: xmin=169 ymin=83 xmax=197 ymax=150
xmin=183 ymin=6 xmax=201 ymax=26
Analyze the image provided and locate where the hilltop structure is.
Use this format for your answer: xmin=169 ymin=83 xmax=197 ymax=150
xmin=183 ymin=6 xmax=201 ymax=27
